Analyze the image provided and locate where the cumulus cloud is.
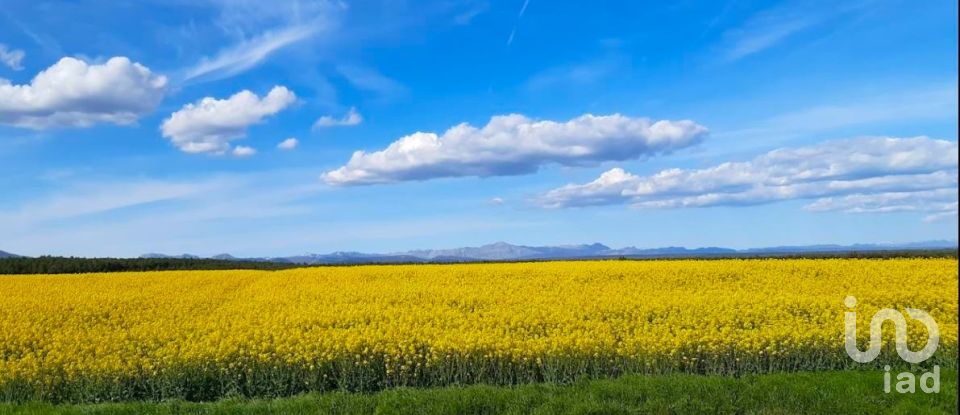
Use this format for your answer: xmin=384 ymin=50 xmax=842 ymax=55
xmin=322 ymin=113 xmax=708 ymax=185
xmin=0 ymin=44 xmax=25 ymax=70
xmin=0 ymin=56 xmax=167 ymax=129
xmin=313 ymin=107 xmax=362 ymax=128
xmin=277 ymin=137 xmax=299 ymax=150
xmin=232 ymin=145 xmax=257 ymax=157
xmin=160 ymin=86 xmax=296 ymax=154
xmin=538 ymin=137 xmax=959 ymax=221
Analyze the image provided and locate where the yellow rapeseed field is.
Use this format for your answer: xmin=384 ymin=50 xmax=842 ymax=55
xmin=0 ymin=259 xmax=956 ymax=402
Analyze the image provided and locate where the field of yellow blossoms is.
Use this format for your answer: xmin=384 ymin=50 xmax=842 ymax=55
xmin=0 ymin=259 xmax=956 ymax=402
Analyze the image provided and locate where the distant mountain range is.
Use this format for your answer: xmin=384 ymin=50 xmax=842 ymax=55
xmin=1 ymin=240 xmax=954 ymax=263
xmin=131 ymin=240 xmax=957 ymax=265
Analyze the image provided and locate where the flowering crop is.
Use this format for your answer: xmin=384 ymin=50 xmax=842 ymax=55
xmin=0 ymin=259 xmax=956 ymax=402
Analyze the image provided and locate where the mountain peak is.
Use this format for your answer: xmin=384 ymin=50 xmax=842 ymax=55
xmin=0 ymin=250 xmax=21 ymax=259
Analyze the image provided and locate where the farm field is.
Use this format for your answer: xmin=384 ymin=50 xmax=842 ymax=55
xmin=0 ymin=259 xmax=957 ymax=405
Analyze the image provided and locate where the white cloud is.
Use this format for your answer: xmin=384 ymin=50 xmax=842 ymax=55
xmin=183 ymin=25 xmax=317 ymax=82
xmin=759 ymin=84 xmax=958 ymax=134
xmin=161 ymin=86 xmax=296 ymax=154
xmin=923 ymin=208 xmax=959 ymax=223
xmin=0 ymin=44 xmax=25 ymax=70
xmin=277 ymin=137 xmax=299 ymax=150
xmin=490 ymin=197 xmax=505 ymax=205
xmin=206 ymin=0 xmax=339 ymax=37
xmin=453 ymin=2 xmax=489 ymax=25
xmin=232 ymin=145 xmax=257 ymax=157
xmin=0 ymin=56 xmax=167 ymax=129
xmin=717 ymin=2 xmax=868 ymax=62
xmin=517 ymin=0 xmax=531 ymax=18
xmin=538 ymin=167 xmax=640 ymax=208
xmin=722 ymin=11 xmax=814 ymax=61
xmin=181 ymin=0 xmax=340 ymax=82
xmin=538 ymin=137 xmax=959 ymax=221
xmin=322 ymin=113 xmax=708 ymax=185
xmin=313 ymin=107 xmax=363 ymax=128
xmin=804 ymin=188 xmax=958 ymax=214
xmin=506 ymin=0 xmax=531 ymax=45
xmin=705 ymin=83 xmax=958 ymax=159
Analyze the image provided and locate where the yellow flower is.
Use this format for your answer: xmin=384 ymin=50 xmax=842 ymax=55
xmin=0 ymin=258 xmax=955 ymax=402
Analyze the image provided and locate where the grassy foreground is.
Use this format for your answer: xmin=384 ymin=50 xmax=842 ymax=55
xmin=1 ymin=370 xmax=956 ymax=415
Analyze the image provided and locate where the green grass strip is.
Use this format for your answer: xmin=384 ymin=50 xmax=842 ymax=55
xmin=1 ymin=369 xmax=956 ymax=415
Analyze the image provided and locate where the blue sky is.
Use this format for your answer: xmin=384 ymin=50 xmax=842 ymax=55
xmin=0 ymin=0 xmax=957 ymax=257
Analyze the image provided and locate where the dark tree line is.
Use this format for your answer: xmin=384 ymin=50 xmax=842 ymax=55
xmin=0 ymin=249 xmax=954 ymax=275
xmin=771 ymin=249 xmax=958 ymax=259
xmin=0 ymin=256 xmax=298 ymax=274
xmin=613 ymin=249 xmax=958 ymax=261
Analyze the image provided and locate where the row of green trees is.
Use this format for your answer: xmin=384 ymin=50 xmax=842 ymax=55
xmin=0 ymin=256 xmax=297 ymax=274
xmin=1 ymin=249 xmax=954 ymax=274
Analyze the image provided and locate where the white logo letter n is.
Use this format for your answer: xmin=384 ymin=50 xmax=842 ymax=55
xmin=844 ymin=296 xmax=939 ymax=364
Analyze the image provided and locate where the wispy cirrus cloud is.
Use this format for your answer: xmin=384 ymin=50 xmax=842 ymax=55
xmin=180 ymin=0 xmax=341 ymax=83
xmin=206 ymin=0 xmax=331 ymax=36
xmin=537 ymin=136 xmax=959 ymax=223
xmin=0 ymin=169 xmax=325 ymax=257
xmin=182 ymin=25 xmax=319 ymax=82
xmin=804 ymin=188 xmax=958 ymax=221
xmin=708 ymin=83 xmax=958 ymax=156
xmin=453 ymin=1 xmax=489 ymax=25
xmin=506 ymin=0 xmax=531 ymax=46
xmin=923 ymin=207 xmax=960 ymax=223
xmin=721 ymin=10 xmax=816 ymax=61
xmin=2 ymin=177 xmax=232 ymax=225
xmin=717 ymin=1 xmax=871 ymax=62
